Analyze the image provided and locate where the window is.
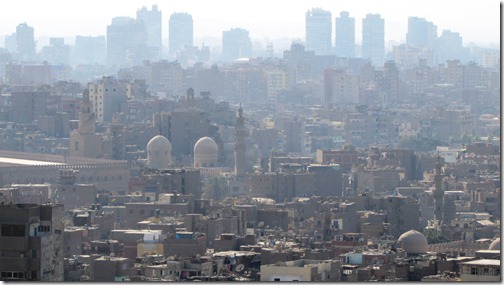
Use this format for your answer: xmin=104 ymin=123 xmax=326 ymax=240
xmin=1 ymin=224 xmax=25 ymax=237
xmin=37 ymin=225 xmax=50 ymax=232
xmin=32 ymin=249 xmax=37 ymax=258
xmin=483 ymin=267 xmax=489 ymax=275
xmin=274 ymin=278 xmax=281 ymax=281
xmin=471 ymin=267 xmax=478 ymax=275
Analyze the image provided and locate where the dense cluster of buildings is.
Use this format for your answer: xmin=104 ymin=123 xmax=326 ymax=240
xmin=0 ymin=4 xmax=500 ymax=282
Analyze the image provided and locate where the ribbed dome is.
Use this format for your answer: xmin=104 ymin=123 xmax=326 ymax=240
xmin=489 ymin=238 xmax=500 ymax=250
xmin=398 ymin=230 xmax=428 ymax=255
xmin=146 ymin=135 xmax=172 ymax=169
xmin=194 ymin=136 xmax=218 ymax=168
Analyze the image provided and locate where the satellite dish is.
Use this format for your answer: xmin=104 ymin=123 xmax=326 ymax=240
xmin=258 ymin=221 xmax=264 ymax=228
xmin=235 ymin=264 xmax=245 ymax=273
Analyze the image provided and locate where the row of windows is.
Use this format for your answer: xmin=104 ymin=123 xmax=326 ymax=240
xmin=37 ymin=225 xmax=50 ymax=232
xmin=1 ymin=272 xmax=25 ymax=279
xmin=11 ymin=174 xmax=123 ymax=184
xmin=128 ymin=209 xmax=179 ymax=216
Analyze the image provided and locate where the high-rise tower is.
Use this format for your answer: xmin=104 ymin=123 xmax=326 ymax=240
xmin=169 ymin=13 xmax=193 ymax=59
xmin=16 ymin=23 xmax=36 ymax=61
xmin=305 ymin=8 xmax=332 ymax=55
xmin=362 ymin=14 xmax=385 ymax=66
xmin=335 ymin=11 xmax=355 ymax=58
xmin=234 ymin=106 xmax=246 ymax=177
xmin=222 ymin=28 xmax=252 ymax=61
xmin=406 ymin=17 xmax=437 ymax=49
xmin=106 ymin=17 xmax=148 ymax=67
xmin=137 ymin=5 xmax=162 ymax=60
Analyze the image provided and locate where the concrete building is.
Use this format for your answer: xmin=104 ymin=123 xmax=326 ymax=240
xmin=335 ymin=11 xmax=355 ymax=58
xmin=136 ymin=5 xmax=162 ymax=60
xmin=92 ymin=256 xmax=132 ymax=281
xmin=460 ymin=259 xmax=501 ymax=281
xmin=88 ymin=76 xmax=128 ymax=123
xmin=324 ymin=68 xmax=359 ymax=106
xmin=0 ymin=203 xmax=64 ymax=281
xmin=10 ymin=88 xmax=49 ymax=124
xmin=168 ymin=13 xmax=193 ymax=60
xmin=164 ymin=231 xmax=207 ymax=258
xmin=15 ymin=23 xmax=36 ymax=61
xmin=406 ymin=17 xmax=437 ymax=50
xmin=362 ymin=14 xmax=385 ymax=66
xmin=222 ymin=28 xmax=252 ymax=61
xmin=316 ymin=146 xmax=359 ymax=173
xmin=73 ymin=36 xmax=106 ymax=65
xmin=106 ymin=17 xmax=148 ymax=67
xmin=305 ymin=8 xmax=332 ymax=55
xmin=56 ymin=169 xmax=97 ymax=210
xmin=260 ymin=259 xmax=341 ymax=282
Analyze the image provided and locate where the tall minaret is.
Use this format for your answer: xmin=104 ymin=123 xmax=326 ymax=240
xmin=433 ymin=154 xmax=444 ymax=225
xmin=234 ymin=106 xmax=246 ymax=177
xmin=78 ymin=89 xmax=96 ymax=134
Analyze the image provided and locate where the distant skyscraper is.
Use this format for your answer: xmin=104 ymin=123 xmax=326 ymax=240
xmin=305 ymin=8 xmax=332 ymax=55
xmin=221 ymin=28 xmax=252 ymax=61
xmin=73 ymin=35 xmax=106 ymax=65
xmin=335 ymin=11 xmax=355 ymax=58
xmin=362 ymin=14 xmax=385 ymax=66
xmin=137 ymin=5 xmax=162 ymax=60
xmin=4 ymin=33 xmax=16 ymax=54
xmin=16 ymin=23 xmax=36 ymax=61
xmin=436 ymin=29 xmax=464 ymax=64
xmin=169 ymin=12 xmax=193 ymax=59
xmin=106 ymin=17 xmax=148 ymax=67
xmin=406 ymin=17 xmax=437 ymax=49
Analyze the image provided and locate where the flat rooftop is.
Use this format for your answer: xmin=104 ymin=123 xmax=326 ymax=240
xmin=0 ymin=157 xmax=63 ymax=166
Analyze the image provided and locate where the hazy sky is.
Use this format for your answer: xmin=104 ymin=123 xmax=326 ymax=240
xmin=0 ymin=0 xmax=500 ymax=46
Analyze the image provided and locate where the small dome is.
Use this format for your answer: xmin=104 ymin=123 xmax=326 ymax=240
xmin=194 ymin=136 xmax=218 ymax=168
xmin=194 ymin=136 xmax=218 ymax=155
xmin=398 ymin=230 xmax=428 ymax=255
xmin=147 ymin=135 xmax=172 ymax=151
xmin=147 ymin=135 xmax=172 ymax=169
xmin=489 ymin=238 xmax=500 ymax=250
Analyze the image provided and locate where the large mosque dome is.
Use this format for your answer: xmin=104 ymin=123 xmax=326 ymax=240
xmin=146 ymin=135 xmax=172 ymax=169
xmin=194 ymin=136 xmax=218 ymax=168
xmin=397 ymin=230 xmax=429 ymax=255
xmin=489 ymin=238 xmax=500 ymax=250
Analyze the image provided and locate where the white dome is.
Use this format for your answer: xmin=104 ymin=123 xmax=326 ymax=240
xmin=194 ymin=136 xmax=218 ymax=168
xmin=489 ymin=238 xmax=500 ymax=250
xmin=398 ymin=230 xmax=428 ymax=255
xmin=147 ymin=135 xmax=172 ymax=169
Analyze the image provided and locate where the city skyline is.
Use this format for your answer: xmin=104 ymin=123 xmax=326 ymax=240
xmin=0 ymin=0 xmax=500 ymax=48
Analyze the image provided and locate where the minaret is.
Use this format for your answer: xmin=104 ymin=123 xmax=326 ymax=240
xmin=234 ymin=106 xmax=246 ymax=177
xmin=433 ymin=154 xmax=444 ymax=225
xmin=78 ymin=89 xmax=95 ymax=134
